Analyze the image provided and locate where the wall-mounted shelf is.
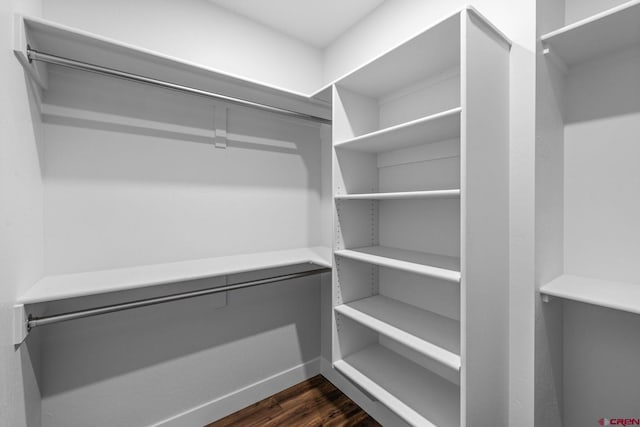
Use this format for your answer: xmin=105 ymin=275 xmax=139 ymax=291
xmin=334 ymin=345 xmax=460 ymax=427
xmin=335 ymin=295 xmax=460 ymax=371
xmin=334 ymin=107 xmax=461 ymax=153
xmin=335 ymin=246 xmax=460 ymax=283
xmin=15 ymin=15 xmax=330 ymax=122
xmin=540 ymin=274 xmax=640 ymax=315
xmin=18 ymin=246 xmax=332 ymax=305
xmin=334 ymin=189 xmax=460 ymax=200
xmin=541 ymin=0 xmax=640 ymax=66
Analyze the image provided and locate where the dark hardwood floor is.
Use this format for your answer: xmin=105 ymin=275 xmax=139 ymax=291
xmin=206 ymin=375 xmax=381 ymax=427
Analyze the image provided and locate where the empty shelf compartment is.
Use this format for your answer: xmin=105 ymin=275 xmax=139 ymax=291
xmin=334 ymin=108 xmax=461 ymax=153
xmin=335 ymin=295 xmax=460 ymax=371
xmin=334 ymin=345 xmax=460 ymax=427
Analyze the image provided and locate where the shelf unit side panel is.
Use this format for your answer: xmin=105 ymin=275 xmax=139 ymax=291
xmin=460 ymin=11 xmax=511 ymax=427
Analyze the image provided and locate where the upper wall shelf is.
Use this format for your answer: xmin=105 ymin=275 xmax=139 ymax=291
xmin=541 ymin=274 xmax=640 ymax=315
xmin=14 ymin=15 xmax=330 ymax=121
xmin=334 ymin=107 xmax=461 ymax=153
xmin=18 ymin=247 xmax=332 ymax=305
xmin=541 ymin=0 xmax=640 ymax=66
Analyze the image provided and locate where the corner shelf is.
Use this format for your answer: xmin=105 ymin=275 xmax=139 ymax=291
xmin=334 ymin=345 xmax=460 ymax=427
xmin=541 ymin=0 xmax=640 ymax=66
xmin=335 ymin=246 xmax=461 ymax=283
xmin=540 ymin=274 xmax=640 ymax=315
xmin=18 ymin=246 xmax=332 ymax=305
xmin=334 ymin=189 xmax=460 ymax=200
xmin=334 ymin=107 xmax=461 ymax=153
xmin=335 ymin=295 xmax=461 ymax=371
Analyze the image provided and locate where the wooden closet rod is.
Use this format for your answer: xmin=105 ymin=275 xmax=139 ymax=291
xmin=27 ymin=48 xmax=332 ymax=125
xmin=27 ymin=267 xmax=330 ymax=330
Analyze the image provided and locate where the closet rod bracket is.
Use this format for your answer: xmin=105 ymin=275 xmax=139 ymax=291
xmin=12 ymin=304 xmax=28 ymax=346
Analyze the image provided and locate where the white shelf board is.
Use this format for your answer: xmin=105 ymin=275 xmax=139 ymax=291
xmin=540 ymin=274 xmax=640 ymax=315
xmin=18 ymin=247 xmax=332 ymax=305
xmin=334 ymin=246 xmax=461 ymax=283
xmin=334 ymin=345 xmax=460 ymax=427
xmin=335 ymin=295 xmax=461 ymax=371
xmin=17 ymin=15 xmax=330 ymax=118
xmin=541 ymin=0 xmax=640 ymax=66
xmin=334 ymin=108 xmax=461 ymax=153
xmin=334 ymin=13 xmax=461 ymax=99
xmin=334 ymin=189 xmax=460 ymax=200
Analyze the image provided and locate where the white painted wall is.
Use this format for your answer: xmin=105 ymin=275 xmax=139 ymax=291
xmin=42 ymin=67 xmax=325 ymax=274
xmin=42 ymin=0 xmax=324 ymax=95
xmin=0 ymin=1 xmax=44 ymax=426
xmin=323 ymin=1 xmax=537 ymax=425
xmin=564 ymin=47 xmax=640 ymax=284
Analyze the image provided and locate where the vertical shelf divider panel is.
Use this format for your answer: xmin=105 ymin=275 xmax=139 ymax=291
xmin=460 ymin=10 xmax=511 ymax=427
xmin=331 ymin=7 xmax=511 ymax=426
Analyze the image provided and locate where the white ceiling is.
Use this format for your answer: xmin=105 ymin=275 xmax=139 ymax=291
xmin=207 ymin=0 xmax=385 ymax=48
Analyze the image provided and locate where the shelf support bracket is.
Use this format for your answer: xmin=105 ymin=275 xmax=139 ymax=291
xmin=13 ymin=304 xmax=29 ymax=346
xmin=541 ymin=294 xmax=551 ymax=303
xmin=214 ymin=106 xmax=228 ymax=149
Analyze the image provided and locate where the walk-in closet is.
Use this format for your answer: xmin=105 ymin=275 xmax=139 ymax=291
xmin=1 ymin=1 xmax=638 ymax=426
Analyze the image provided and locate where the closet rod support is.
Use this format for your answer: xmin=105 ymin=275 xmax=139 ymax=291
xmin=26 ymin=48 xmax=332 ymax=125
xmin=26 ymin=267 xmax=330 ymax=331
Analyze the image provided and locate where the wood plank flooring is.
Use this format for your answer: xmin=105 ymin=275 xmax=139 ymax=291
xmin=206 ymin=375 xmax=381 ymax=427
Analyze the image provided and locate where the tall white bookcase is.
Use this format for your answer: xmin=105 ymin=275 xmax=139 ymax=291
xmin=330 ymin=8 xmax=510 ymax=427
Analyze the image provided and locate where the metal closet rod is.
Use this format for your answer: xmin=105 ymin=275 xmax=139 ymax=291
xmin=27 ymin=267 xmax=331 ymax=330
xmin=26 ymin=48 xmax=332 ymax=125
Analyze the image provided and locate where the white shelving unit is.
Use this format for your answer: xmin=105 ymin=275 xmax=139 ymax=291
xmin=537 ymin=1 xmax=640 ymax=425
xmin=332 ymin=7 xmax=510 ymax=426
xmin=18 ymin=247 xmax=332 ymax=305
